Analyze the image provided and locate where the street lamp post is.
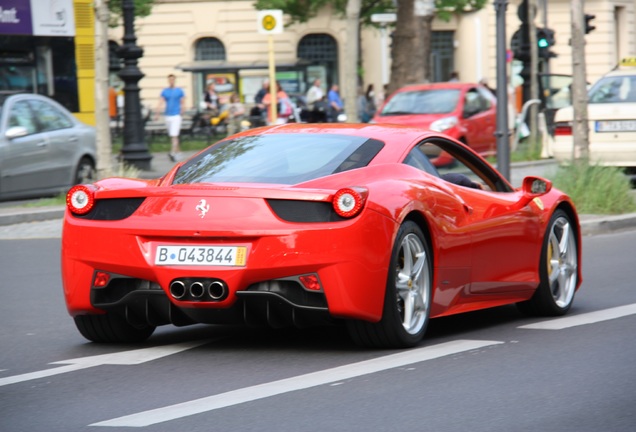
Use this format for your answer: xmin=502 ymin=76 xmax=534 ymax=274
xmin=494 ymin=0 xmax=511 ymax=180
xmin=118 ymin=0 xmax=152 ymax=170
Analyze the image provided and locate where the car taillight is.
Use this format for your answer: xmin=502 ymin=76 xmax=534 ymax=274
xmin=67 ymin=184 xmax=96 ymax=215
xmin=299 ymin=274 xmax=322 ymax=291
xmin=554 ymin=122 xmax=572 ymax=136
xmin=93 ymin=271 xmax=111 ymax=288
xmin=332 ymin=187 xmax=367 ymax=218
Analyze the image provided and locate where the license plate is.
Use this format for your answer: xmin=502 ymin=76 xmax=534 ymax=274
xmin=596 ymin=120 xmax=636 ymax=132
xmin=155 ymin=245 xmax=247 ymax=266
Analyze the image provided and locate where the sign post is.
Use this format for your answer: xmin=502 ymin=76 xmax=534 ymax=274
xmin=371 ymin=13 xmax=396 ymax=86
xmin=257 ymin=10 xmax=283 ymax=124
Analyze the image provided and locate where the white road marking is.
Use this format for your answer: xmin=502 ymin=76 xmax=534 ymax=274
xmin=90 ymin=339 xmax=503 ymax=428
xmin=518 ymin=303 xmax=636 ymax=330
xmin=0 ymin=341 xmax=207 ymax=387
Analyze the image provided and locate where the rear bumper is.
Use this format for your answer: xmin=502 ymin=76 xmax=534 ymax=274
xmin=553 ymin=134 xmax=636 ymax=167
xmin=61 ymin=209 xmax=397 ymax=324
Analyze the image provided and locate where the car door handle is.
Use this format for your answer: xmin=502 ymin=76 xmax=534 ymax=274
xmin=36 ymin=141 xmax=48 ymax=147
xmin=68 ymin=136 xmax=79 ymax=142
xmin=463 ymin=203 xmax=473 ymax=214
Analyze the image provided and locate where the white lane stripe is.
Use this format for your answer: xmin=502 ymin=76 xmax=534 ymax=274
xmin=519 ymin=303 xmax=636 ymax=330
xmin=91 ymin=339 xmax=503 ymax=428
xmin=0 ymin=364 xmax=94 ymax=387
xmin=0 ymin=340 xmax=209 ymax=387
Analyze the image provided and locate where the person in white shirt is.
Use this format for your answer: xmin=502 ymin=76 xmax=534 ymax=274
xmin=306 ymin=78 xmax=324 ymax=108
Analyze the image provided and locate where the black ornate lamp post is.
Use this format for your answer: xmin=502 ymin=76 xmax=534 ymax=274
xmin=494 ymin=0 xmax=511 ymax=181
xmin=118 ymin=0 xmax=152 ymax=170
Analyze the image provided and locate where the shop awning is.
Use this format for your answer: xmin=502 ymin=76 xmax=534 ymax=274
xmin=175 ymin=59 xmax=312 ymax=72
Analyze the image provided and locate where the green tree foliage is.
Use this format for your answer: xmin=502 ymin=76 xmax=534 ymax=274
xmin=254 ymin=0 xmax=488 ymax=26
xmin=108 ymin=0 xmax=155 ymax=23
xmin=254 ymin=0 xmax=395 ymax=26
xmin=436 ymin=0 xmax=488 ymax=22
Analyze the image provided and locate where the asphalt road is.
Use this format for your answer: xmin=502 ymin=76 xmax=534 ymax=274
xmin=1 ymin=230 xmax=636 ymax=432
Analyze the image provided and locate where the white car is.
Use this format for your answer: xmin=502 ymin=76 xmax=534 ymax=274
xmin=553 ymin=58 xmax=636 ymax=178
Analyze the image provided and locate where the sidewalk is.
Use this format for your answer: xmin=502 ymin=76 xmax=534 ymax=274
xmin=1 ymin=153 xmax=635 ymax=236
xmin=135 ymin=150 xmax=201 ymax=180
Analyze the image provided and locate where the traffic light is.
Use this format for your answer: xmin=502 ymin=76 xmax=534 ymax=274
xmin=536 ymin=27 xmax=557 ymax=59
xmin=513 ymin=0 xmax=530 ymax=61
xmin=108 ymin=41 xmax=122 ymax=72
xmin=584 ymin=14 xmax=596 ymax=34
xmin=511 ymin=29 xmax=529 ymax=61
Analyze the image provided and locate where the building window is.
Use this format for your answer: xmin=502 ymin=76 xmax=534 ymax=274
xmin=195 ymin=38 xmax=226 ymax=61
xmin=298 ymin=34 xmax=337 ymax=62
xmin=298 ymin=34 xmax=338 ymax=87
xmin=430 ymin=31 xmax=455 ymax=82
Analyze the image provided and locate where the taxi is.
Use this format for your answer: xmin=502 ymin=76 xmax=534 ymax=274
xmin=552 ymin=57 xmax=636 ymax=177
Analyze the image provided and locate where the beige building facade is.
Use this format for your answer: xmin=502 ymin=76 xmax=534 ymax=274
xmin=111 ymin=0 xmax=636 ymax=113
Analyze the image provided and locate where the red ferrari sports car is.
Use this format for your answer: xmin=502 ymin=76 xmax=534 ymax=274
xmin=61 ymin=123 xmax=582 ymax=348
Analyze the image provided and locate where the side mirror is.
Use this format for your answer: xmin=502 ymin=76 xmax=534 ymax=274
xmin=522 ymin=176 xmax=552 ymax=195
xmin=5 ymin=126 xmax=29 ymax=139
xmin=513 ymin=176 xmax=553 ymax=209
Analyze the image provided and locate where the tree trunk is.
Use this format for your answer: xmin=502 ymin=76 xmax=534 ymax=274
xmin=388 ymin=0 xmax=417 ymax=94
xmin=415 ymin=14 xmax=434 ymax=83
xmin=570 ymin=0 xmax=589 ymax=160
xmin=388 ymin=0 xmax=432 ymax=95
xmin=94 ymin=0 xmax=113 ymax=178
xmin=344 ymin=0 xmax=361 ymax=122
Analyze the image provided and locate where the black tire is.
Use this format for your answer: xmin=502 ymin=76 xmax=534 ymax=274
xmin=74 ymin=313 xmax=155 ymax=343
xmin=347 ymin=221 xmax=432 ymax=348
xmin=74 ymin=157 xmax=96 ymax=185
xmin=517 ymin=209 xmax=578 ymax=316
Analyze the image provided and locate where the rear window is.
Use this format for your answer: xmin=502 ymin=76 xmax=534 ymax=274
xmin=173 ymin=133 xmax=384 ymax=185
xmin=588 ymin=75 xmax=636 ymax=104
xmin=381 ymin=89 xmax=460 ymax=115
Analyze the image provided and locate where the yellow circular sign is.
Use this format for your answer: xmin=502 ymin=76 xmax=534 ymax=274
xmin=262 ymin=15 xmax=276 ymax=31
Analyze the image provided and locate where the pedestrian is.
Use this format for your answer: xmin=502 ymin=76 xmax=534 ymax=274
xmin=262 ymin=81 xmax=293 ymax=124
xmin=306 ymin=78 xmax=324 ymax=109
xmin=327 ymin=83 xmax=343 ymax=122
xmin=156 ymin=74 xmax=185 ymax=162
xmin=254 ymin=79 xmax=269 ymax=106
xmin=225 ymin=93 xmax=246 ymax=135
xmin=357 ymin=87 xmax=370 ymax=123
xmin=108 ymin=86 xmax=118 ymax=120
xmin=252 ymin=79 xmax=269 ymax=122
xmin=203 ymin=82 xmax=220 ymax=115
xmin=380 ymin=84 xmax=389 ymax=105
xmin=448 ymin=71 xmax=460 ymax=82
xmin=479 ymin=77 xmax=496 ymax=95
xmin=365 ymin=84 xmax=377 ymax=119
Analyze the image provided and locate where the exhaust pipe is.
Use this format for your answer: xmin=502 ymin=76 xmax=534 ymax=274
xmin=208 ymin=280 xmax=227 ymax=300
xmin=169 ymin=280 xmax=186 ymax=299
xmin=189 ymin=281 xmax=205 ymax=298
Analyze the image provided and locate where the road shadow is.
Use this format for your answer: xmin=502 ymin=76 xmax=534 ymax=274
xmin=143 ymin=304 xmax=530 ymax=352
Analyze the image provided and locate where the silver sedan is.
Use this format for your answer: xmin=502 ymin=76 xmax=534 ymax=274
xmin=0 ymin=93 xmax=96 ymax=201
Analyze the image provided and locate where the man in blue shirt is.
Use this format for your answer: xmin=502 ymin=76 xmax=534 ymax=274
xmin=156 ymin=74 xmax=185 ymax=161
xmin=327 ymin=83 xmax=343 ymax=122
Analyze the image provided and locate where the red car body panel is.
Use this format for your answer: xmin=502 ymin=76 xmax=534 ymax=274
xmin=61 ymin=123 xmax=582 ymax=330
